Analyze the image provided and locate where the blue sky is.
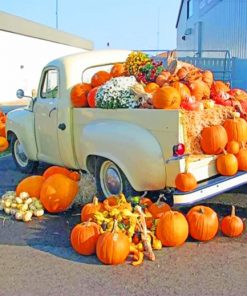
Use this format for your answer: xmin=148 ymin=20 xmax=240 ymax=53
xmin=0 ymin=0 xmax=181 ymax=50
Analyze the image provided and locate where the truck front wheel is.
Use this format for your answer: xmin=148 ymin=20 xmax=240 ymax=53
xmin=95 ymin=158 xmax=138 ymax=201
xmin=11 ymin=134 xmax=39 ymax=174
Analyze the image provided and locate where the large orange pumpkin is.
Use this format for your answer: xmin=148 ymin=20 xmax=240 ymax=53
xmin=81 ymin=196 xmax=103 ymax=222
xmin=96 ymin=221 xmax=130 ymax=265
xmin=156 ymin=210 xmax=189 ymax=247
xmin=87 ymin=87 xmax=99 ymax=108
xmin=200 ymin=125 xmax=228 ymax=155
xmin=236 ymin=147 xmax=247 ymax=171
xmin=216 ymin=152 xmax=238 ymax=176
xmin=186 ymin=205 xmax=219 ymax=241
xmin=110 ymin=63 xmax=125 ymax=77
xmin=16 ymin=175 xmax=45 ymax=198
xmin=189 ymin=80 xmax=210 ymax=100
xmin=223 ymin=118 xmax=247 ymax=144
xmin=152 ymin=86 xmax=181 ymax=109
xmin=175 ymin=172 xmax=197 ymax=192
xmin=43 ymin=166 xmax=71 ymax=179
xmin=170 ymin=81 xmax=191 ymax=101
xmin=70 ymin=221 xmax=100 ymax=255
xmin=221 ymin=206 xmax=244 ymax=237
xmin=0 ymin=136 xmax=8 ymax=152
xmin=91 ymin=71 xmax=111 ymax=88
xmin=70 ymin=83 xmax=92 ymax=107
xmin=40 ymin=174 xmax=78 ymax=213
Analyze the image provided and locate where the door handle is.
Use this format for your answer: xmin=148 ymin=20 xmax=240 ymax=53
xmin=48 ymin=107 xmax=57 ymax=117
xmin=58 ymin=123 xmax=66 ymax=130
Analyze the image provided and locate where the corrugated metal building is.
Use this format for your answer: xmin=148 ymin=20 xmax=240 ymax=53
xmin=176 ymin=0 xmax=247 ymax=58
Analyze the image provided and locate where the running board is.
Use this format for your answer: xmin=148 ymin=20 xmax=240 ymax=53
xmin=173 ymin=171 xmax=247 ymax=206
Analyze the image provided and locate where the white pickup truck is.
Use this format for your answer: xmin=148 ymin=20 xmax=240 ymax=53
xmin=6 ymin=49 xmax=247 ymax=205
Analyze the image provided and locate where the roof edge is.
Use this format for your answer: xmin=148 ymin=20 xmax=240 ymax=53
xmin=176 ymin=0 xmax=184 ymax=28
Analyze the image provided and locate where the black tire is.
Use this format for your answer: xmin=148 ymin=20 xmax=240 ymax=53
xmin=95 ymin=157 xmax=138 ymax=201
xmin=11 ymin=134 xmax=39 ymax=174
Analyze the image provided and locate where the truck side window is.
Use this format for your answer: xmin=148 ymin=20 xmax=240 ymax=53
xmin=41 ymin=69 xmax=58 ymax=99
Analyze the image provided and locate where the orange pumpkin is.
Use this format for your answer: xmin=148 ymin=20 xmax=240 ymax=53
xmin=91 ymin=71 xmax=111 ymax=88
xmin=87 ymin=87 xmax=99 ymax=108
xmin=69 ymin=171 xmax=81 ymax=181
xmin=144 ymin=82 xmax=160 ymax=93
xmin=175 ymin=172 xmax=197 ymax=192
xmin=139 ymin=197 xmax=153 ymax=208
xmin=0 ymin=136 xmax=8 ymax=152
xmin=70 ymin=221 xmax=100 ymax=255
xmin=43 ymin=166 xmax=71 ymax=179
xmin=96 ymin=221 xmax=130 ymax=265
xmin=70 ymin=83 xmax=92 ymax=107
xmin=40 ymin=174 xmax=78 ymax=213
xmin=200 ymin=125 xmax=228 ymax=155
xmin=155 ymin=74 xmax=169 ymax=87
xmin=170 ymin=81 xmax=191 ymax=101
xmin=202 ymin=70 xmax=214 ymax=88
xmin=152 ymin=86 xmax=181 ymax=109
xmin=110 ymin=63 xmax=125 ymax=77
xmin=226 ymin=141 xmax=240 ymax=155
xmin=177 ymin=67 xmax=189 ymax=80
xmin=0 ymin=122 xmax=6 ymax=137
xmin=81 ymin=196 xmax=103 ymax=222
xmin=216 ymin=152 xmax=238 ymax=176
xmin=189 ymin=80 xmax=210 ymax=100
xmin=148 ymin=195 xmax=171 ymax=219
xmin=156 ymin=210 xmax=189 ymax=247
xmin=236 ymin=147 xmax=247 ymax=171
xmin=16 ymin=175 xmax=45 ymax=198
xmin=221 ymin=206 xmax=244 ymax=237
xmin=186 ymin=205 xmax=219 ymax=241
xmin=211 ymin=80 xmax=230 ymax=96
xmin=223 ymin=118 xmax=247 ymax=144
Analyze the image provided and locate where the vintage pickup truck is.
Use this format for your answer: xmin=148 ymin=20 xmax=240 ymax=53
xmin=6 ymin=49 xmax=247 ymax=205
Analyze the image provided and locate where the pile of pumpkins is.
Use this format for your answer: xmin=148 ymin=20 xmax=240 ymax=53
xmin=175 ymin=116 xmax=247 ymax=193
xmin=0 ymin=166 xmax=81 ymax=221
xmin=0 ymin=110 xmax=8 ymax=153
xmin=69 ymin=51 xmax=247 ymax=120
xmin=70 ymin=193 xmax=244 ymax=266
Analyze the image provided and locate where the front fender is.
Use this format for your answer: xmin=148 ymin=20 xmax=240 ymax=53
xmin=6 ymin=108 xmax=38 ymax=160
xmin=79 ymin=120 xmax=166 ymax=191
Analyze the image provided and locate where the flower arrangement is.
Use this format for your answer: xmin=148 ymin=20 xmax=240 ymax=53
xmin=124 ymin=51 xmax=151 ymax=77
xmin=137 ymin=60 xmax=165 ymax=84
xmin=96 ymin=76 xmax=140 ymax=109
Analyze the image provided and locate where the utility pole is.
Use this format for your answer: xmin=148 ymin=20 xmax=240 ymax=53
xmin=56 ymin=0 xmax=58 ymax=29
xmin=157 ymin=7 xmax=160 ymax=50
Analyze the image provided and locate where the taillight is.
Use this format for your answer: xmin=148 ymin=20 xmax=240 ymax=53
xmin=173 ymin=143 xmax=185 ymax=156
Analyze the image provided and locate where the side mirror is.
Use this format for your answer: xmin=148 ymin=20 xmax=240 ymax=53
xmin=16 ymin=89 xmax=25 ymax=99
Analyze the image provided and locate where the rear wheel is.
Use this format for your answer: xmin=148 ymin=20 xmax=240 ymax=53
xmin=95 ymin=157 xmax=138 ymax=201
xmin=11 ymin=134 xmax=39 ymax=174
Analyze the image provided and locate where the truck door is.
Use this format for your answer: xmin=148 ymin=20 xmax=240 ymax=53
xmin=33 ymin=67 xmax=63 ymax=165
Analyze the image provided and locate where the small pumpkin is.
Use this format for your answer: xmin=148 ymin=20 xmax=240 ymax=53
xmin=110 ymin=63 xmax=125 ymax=77
xmin=0 ymin=122 xmax=6 ymax=137
xmin=226 ymin=140 xmax=240 ymax=155
xmin=91 ymin=71 xmax=111 ymax=88
xmin=87 ymin=87 xmax=99 ymax=108
xmin=211 ymin=80 xmax=230 ymax=96
xmin=69 ymin=171 xmax=81 ymax=181
xmin=148 ymin=195 xmax=171 ymax=219
xmin=156 ymin=210 xmax=189 ymax=247
xmin=177 ymin=67 xmax=189 ymax=80
xmin=43 ymin=166 xmax=71 ymax=179
xmin=70 ymin=221 xmax=100 ymax=255
xmin=175 ymin=172 xmax=197 ymax=192
xmin=202 ymin=70 xmax=214 ymax=88
xmin=0 ymin=136 xmax=8 ymax=152
xmin=170 ymin=81 xmax=191 ymax=101
xmin=221 ymin=205 xmax=244 ymax=237
xmin=223 ymin=118 xmax=247 ymax=144
xmin=70 ymin=83 xmax=92 ymax=107
xmin=16 ymin=175 xmax=45 ymax=198
xmin=144 ymin=82 xmax=160 ymax=93
xmin=40 ymin=174 xmax=78 ymax=213
xmin=152 ymin=86 xmax=181 ymax=109
xmin=200 ymin=125 xmax=228 ymax=155
xmin=189 ymin=80 xmax=210 ymax=100
xmin=236 ymin=146 xmax=247 ymax=171
xmin=81 ymin=196 xmax=103 ymax=222
xmin=186 ymin=205 xmax=219 ymax=241
xmin=96 ymin=220 xmax=130 ymax=265
xmin=216 ymin=151 xmax=238 ymax=176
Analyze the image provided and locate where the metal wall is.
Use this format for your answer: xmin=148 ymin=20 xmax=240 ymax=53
xmin=177 ymin=0 xmax=247 ymax=58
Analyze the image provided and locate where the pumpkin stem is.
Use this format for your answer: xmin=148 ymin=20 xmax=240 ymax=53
xmin=92 ymin=196 xmax=98 ymax=206
xmin=199 ymin=207 xmax=205 ymax=214
xmin=141 ymin=191 xmax=148 ymax=198
xmin=156 ymin=194 xmax=166 ymax=205
xmin=231 ymin=205 xmax=236 ymax=217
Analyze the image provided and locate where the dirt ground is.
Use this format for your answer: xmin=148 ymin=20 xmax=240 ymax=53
xmin=0 ymin=155 xmax=247 ymax=296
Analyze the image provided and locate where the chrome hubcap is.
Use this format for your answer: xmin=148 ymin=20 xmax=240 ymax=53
xmin=14 ymin=139 xmax=28 ymax=167
xmin=100 ymin=161 xmax=123 ymax=196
